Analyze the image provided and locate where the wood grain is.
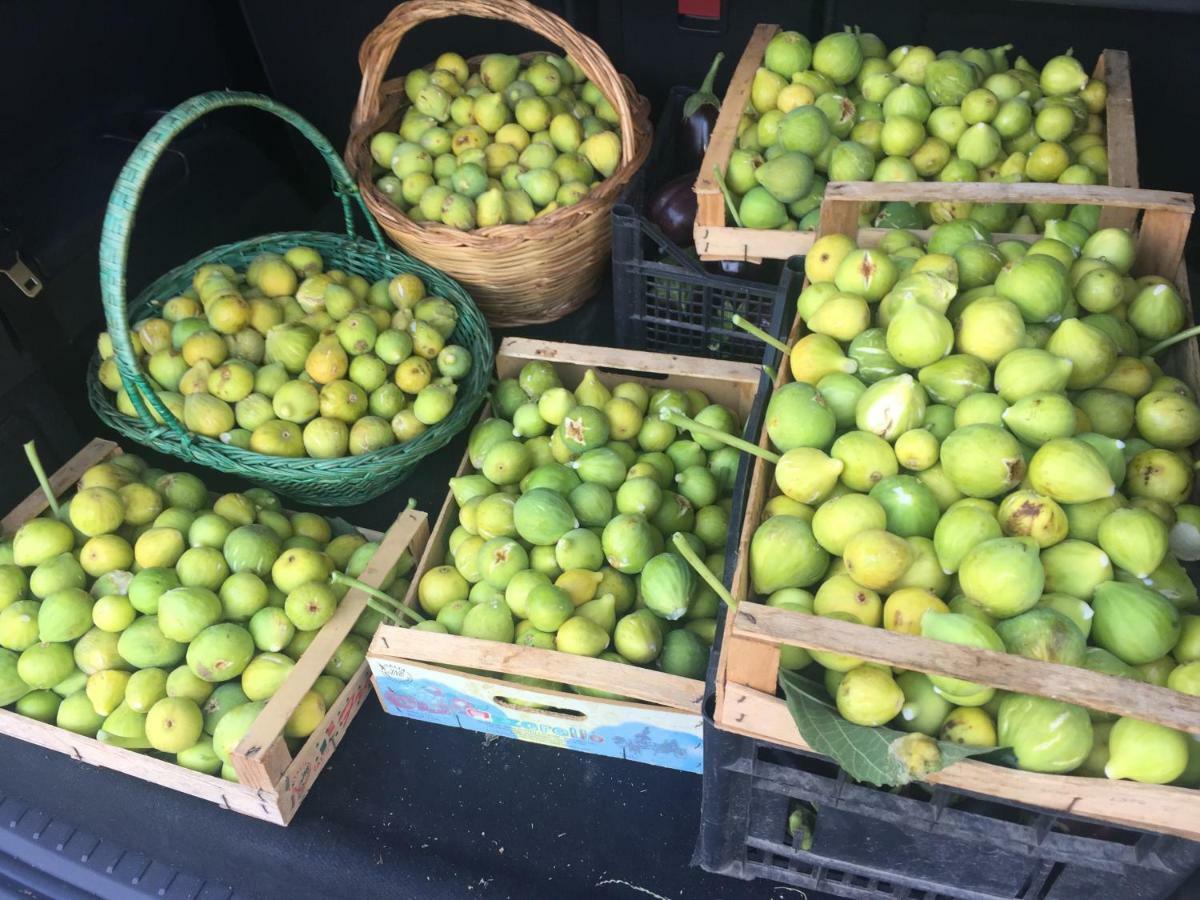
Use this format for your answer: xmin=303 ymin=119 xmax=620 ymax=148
xmin=733 ymin=603 xmax=1200 ymax=734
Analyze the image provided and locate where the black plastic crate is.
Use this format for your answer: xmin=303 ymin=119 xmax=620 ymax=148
xmin=612 ymin=86 xmax=782 ymax=362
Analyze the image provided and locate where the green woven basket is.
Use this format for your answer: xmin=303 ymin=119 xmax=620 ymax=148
xmin=88 ymin=90 xmax=492 ymax=506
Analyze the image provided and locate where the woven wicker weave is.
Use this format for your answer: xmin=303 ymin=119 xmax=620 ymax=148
xmin=89 ymin=91 xmax=493 ymax=507
xmin=346 ymin=0 xmax=652 ymax=327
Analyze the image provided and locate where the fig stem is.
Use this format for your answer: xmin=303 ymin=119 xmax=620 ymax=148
xmin=713 ymin=165 xmax=744 ymax=227
xmin=1145 ymin=325 xmax=1200 ymax=358
xmin=365 ymin=597 xmax=405 ymax=626
xmin=329 ymin=571 xmax=426 ymax=624
xmin=670 ymin=532 xmax=736 ymax=609
xmin=660 ymin=410 xmax=780 ymax=464
xmin=732 ymin=314 xmax=790 ymax=355
xmin=23 ymin=441 xmax=61 ymax=520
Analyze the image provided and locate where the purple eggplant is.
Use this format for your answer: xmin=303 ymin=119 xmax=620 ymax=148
xmin=677 ymin=52 xmax=724 ymax=173
xmin=647 ymin=171 xmax=699 ymax=246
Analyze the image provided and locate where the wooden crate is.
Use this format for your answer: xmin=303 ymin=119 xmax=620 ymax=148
xmin=693 ymin=23 xmax=1139 ymax=262
xmin=367 ymin=338 xmax=763 ymax=772
xmin=0 ymin=438 xmax=428 ymax=825
xmin=715 ymin=182 xmax=1200 ymax=841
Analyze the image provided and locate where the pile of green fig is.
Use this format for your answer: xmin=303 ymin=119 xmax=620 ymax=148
xmin=97 ymin=247 xmax=473 ymax=458
xmin=722 ymin=217 xmax=1200 ymax=785
xmin=368 ymin=51 xmax=624 ymax=229
xmin=409 ymin=363 xmax=746 ymax=688
xmin=0 ymin=450 xmax=410 ymax=781
xmin=723 ymin=27 xmax=1109 ymax=232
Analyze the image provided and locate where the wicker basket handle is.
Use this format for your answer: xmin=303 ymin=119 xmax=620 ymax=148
xmin=99 ymin=90 xmax=386 ymax=438
xmin=351 ymin=0 xmax=635 ymax=167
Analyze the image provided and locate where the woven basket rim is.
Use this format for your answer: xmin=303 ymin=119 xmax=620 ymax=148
xmin=89 ymin=228 xmax=493 ymax=481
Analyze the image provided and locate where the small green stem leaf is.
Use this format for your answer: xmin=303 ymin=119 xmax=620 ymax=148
xmin=23 ymin=441 xmax=61 ymax=520
xmin=671 ymin=532 xmax=736 ymax=608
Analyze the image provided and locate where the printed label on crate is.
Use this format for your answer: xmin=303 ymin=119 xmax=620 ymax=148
xmin=368 ymin=658 xmax=702 ymax=773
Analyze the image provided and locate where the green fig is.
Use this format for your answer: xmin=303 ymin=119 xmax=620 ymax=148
xmin=934 ymin=501 xmax=1004 ymax=573
xmin=916 ymin=355 xmax=990 ymax=407
xmin=995 ymin=254 xmax=1069 ymax=323
xmin=1000 ymin=392 xmax=1076 ymax=446
xmin=939 ymin=424 xmax=1025 ymax=498
xmin=998 ymin=694 xmax=1092 ymax=773
xmin=830 ymin=431 xmax=899 ymax=492
xmin=993 ymin=349 xmax=1073 ymax=402
xmin=847 ymin=329 xmax=903 ymax=384
xmin=1041 ymin=540 xmax=1112 ymax=600
xmin=765 ymin=383 xmax=836 ymax=452
xmin=1098 ymin=508 xmax=1168 ymax=579
xmin=920 ymin=611 xmax=1003 ymax=702
xmin=1091 ymin=581 xmax=1181 ymax=665
xmin=1135 ymin=391 xmax=1200 ymax=450
xmin=855 ymin=374 xmax=927 ymax=442
xmin=750 ymin=516 xmax=829 ymax=594
xmin=958 ymin=537 xmax=1044 ymax=618
xmin=1105 ymin=718 xmax=1189 ymax=784
xmin=1028 ymin=438 xmax=1116 ymax=504
xmin=868 ymin=475 xmax=940 ymax=538
xmin=996 ymin=607 xmax=1086 ymax=665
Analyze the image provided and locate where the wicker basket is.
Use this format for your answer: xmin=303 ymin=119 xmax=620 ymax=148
xmin=346 ymin=0 xmax=652 ymax=327
xmin=89 ymin=91 xmax=493 ymax=507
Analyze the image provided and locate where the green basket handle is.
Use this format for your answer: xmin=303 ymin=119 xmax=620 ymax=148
xmin=99 ymin=90 xmax=387 ymax=439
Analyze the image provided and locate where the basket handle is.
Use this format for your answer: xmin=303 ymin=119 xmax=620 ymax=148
xmin=350 ymin=0 xmax=635 ymax=167
xmin=99 ymin=90 xmax=387 ymax=438
xmin=816 ymin=181 xmax=1195 ymax=279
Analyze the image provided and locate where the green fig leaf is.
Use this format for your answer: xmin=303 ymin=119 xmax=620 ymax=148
xmin=779 ymin=669 xmax=999 ymax=787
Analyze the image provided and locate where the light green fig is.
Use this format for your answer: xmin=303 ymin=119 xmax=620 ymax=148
xmin=996 ymin=607 xmax=1086 ymax=665
xmin=639 ymin=553 xmax=695 ymax=621
xmin=934 ymin=502 xmax=1004 ymax=573
xmin=885 ymin=300 xmax=953 ymax=369
xmin=939 ymin=424 xmax=1025 ymax=498
xmin=855 ymin=374 xmax=927 ymax=442
xmin=1115 ymin=555 xmax=1197 ymax=610
xmin=913 ymin=354 xmax=989 ymax=408
xmin=1126 ymin=449 xmax=1193 ymax=507
xmin=754 ymin=152 xmax=814 ymax=203
xmin=1170 ymin=505 xmax=1200 ymax=562
xmin=816 ymin=374 xmax=866 ymax=432
xmin=956 ymin=297 xmax=1027 ymax=365
xmin=830 ymin=431 xmax=899 ymax=492
xmin=1136 ymin=391 xmax=1200 ymax=450
xmin=1037 ymin=593 xmax=1095 ymax=639
xmin=895 ymin=671 xmax=953 ymax=734
xmin=1091 ymin=581 xmax=1181 ymax=665
xmin=1098 ymin=508 xmax=1168 ymax=579
xmin=958 ymin=537 xmax=1044 ymax=618
xmin=1105 ymin=718 xmax=1189 ymax=784
xmin=1040 ymin=540 xmax=1112 ymax=600
xmin=835 ymin=666 xmax=904 ymax=727
xmin=1028 ymin=438 xmax=1116 ymax=504
xmin=920 ymin=612 xmax=1003 ymax=703
xmin=1128 ymin=282 xmax=1186 ymax=342
xmin=953 ymin=392 xmax=1008 ymax=429
xmin=993 ymin=349 xmax=1073 ymax=402
xmin=1000 ymin=392 xmax=1076 ymax=446
xmin=1044 ymin=319 xmax=1117 ymax=390
xmin=834 ymin=250 xmax=899 ymax=302
xmin=843 ymin=529 xmax=910 ymax=592
xmin=998 ymin=694 xmax=1093 ymax=773
xmin=811 ymin=494 xmax=887 ymax=556
xmin=994 ymin=254 xmax=1069 ymax=323
xmin=750 ymin=516 xmax=829 ymax=594
xmin=847 ymin=329 xmax=902 ymax=384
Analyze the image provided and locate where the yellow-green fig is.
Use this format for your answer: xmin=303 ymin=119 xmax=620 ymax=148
xmin=958 ymin=537 xmax=1044 ymax=618
xmin=1105 ymin=718 xmax=1189 ymax=784
xmin=1041 ymin=540 xmax=1112 ymax=601
xmin=843 ymin=529 xmax=911 ymax=592
xmin=920 ymin=611 xmax=1003 ymax=702
xmin=882 ymin=587 xmax=948 ymax=635
xmin=886 ymin=300 xmax=953 ymax=368
xmin=915 ymin=355 xmax=989 ymax=407
xmin=750 ymin=516 xmax=829 ymax=593
xmin=1091 ymin=581 xmax=1180 ymax=665
xmin=939 ymin=424 xmax=1025 ymax=498
xmin=775 ymin=448 xmax=844 ymax=504
xmin=995 ymin=607 xmax=1086 ymax=665
xmin=1028 ymin=438 xmax=1116 ymax=504
xmin=1126 ymin=449 xmax=1192 ymax=507
xmin=810 ymin=493 xmax=887 ymax=556
xmin=807 ymin=293 xmax=871 ymax=342
xmin=993 ymin=348 xmax=1073 ymax=402
xmin=1097 ymin=507 xmax=1168 ymax=579
xmin=1044 ymin=318 xmax=1117 ymax=389
xmin=998 ymin=694 xmax=1092 ymax=773
xmin=1135 ymin=391 xmax=1200 ymax=450
xmin=831 ymin=431 xmax=899 ymax=492
xmin=836 ymin=665 xmax=903 ymax=727
xmin=814 ymin=574 xmax=882 ymax=627
xmin=933 ymin=501 xmax=1003 ymax=573
xmin=1000 ymin=392 xmax=1076 ymax=446
xmin=997 ymin=490 xmax=1067 ymax=548
xmin=855 ymin=374 xmax=927 ymax=442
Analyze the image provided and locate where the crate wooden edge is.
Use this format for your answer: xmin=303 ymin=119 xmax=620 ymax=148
xmin=715 ymin=188 xmax=1200 ymax=838
xmin=716 ymin=681 xmax=1200 ymax=844
xmin=692 ymin=25 xmax=1139 ymax=262
xmin=380 ymin=338 xmax=766 ymax=714
xmin=0 ymin=437 xmax=427 ymax=825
